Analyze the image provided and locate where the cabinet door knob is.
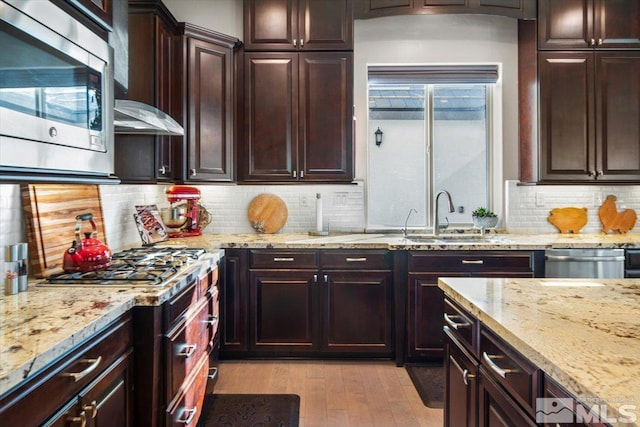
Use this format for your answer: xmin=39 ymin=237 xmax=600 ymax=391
xmin=293 ymin=39 xmax=297 ymax=47
xmin=83 ymin=401 xmax=98 ymax=419
xmin=462 ymin=369 xmax=476 ymax=386
xmin=300 ymin=171 xmax=304 ymax=178
xmin=590 ymin=38 xmax=595 ymax=46
xmin=313 ymin=274 xmax=318 ymax=283
xmin=598 ymin=38 xmax=603 ymax=46
xmin=324 ymin=274 xmax=328 ymax=283
xmin=300 ymin=38 xmax=304 ymax=47
xmin=293 ymin=170 xmax=297 ymax=178
xmin=596 ymin=170 xmax=603 ymax=177
xmin=588 ymin=170 xmax=596 ymax=177
xmin=66 ymin=411 xmax=87 ymax=427
xmin=190 ymin=168 xmax=197 ymax=177
xmin=159 ymin=165 xmax=167 ymax=174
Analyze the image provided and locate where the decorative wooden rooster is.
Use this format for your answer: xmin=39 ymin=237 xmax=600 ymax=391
xmin=598 ymin=195 xmax=637 ymax=234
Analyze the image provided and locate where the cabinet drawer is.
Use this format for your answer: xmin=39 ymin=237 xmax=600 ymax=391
xmin=444 ymin=298 xmax=479 ymax=357
xmin=250 ymin=250 xmax=318 ymax=269
xmin=320 ymin=250 xmax=391 ymax=269
xmin=166 ymin=352 xmax=210 ymax=427
xmin=409 ymin=251 xmax=534 ymax=273
xmin=165 ymin=282 xmax=198 ymax=327
xmin=480 ymin=327 xmax=541 ymax=418
xmin=165 ymin=296 xmax=213 ymax=400
xmin=0 ymin=314 xmax=132 ymax=427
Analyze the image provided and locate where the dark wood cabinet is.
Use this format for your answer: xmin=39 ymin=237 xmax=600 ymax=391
xmin=538 ymin=0 xmax=640 ymax=50
xmin=242 ymin=51 xmax=353 ymax=182
xmin=116 ymin=4 xmax=240 ymax=183
xmin=444 ymin=329 xmax=478 ymax=427
xmin=355 ymin=0 xmax=536 ymax=19
xmin=0 ymin=315 xmax=134 ymax=427
xmin=405 ymin=251 xmax=542 ymax=363
xmin=478 ymin=366 xmax=537 ymax=427
xmin=224 ymin=249 xmax=393 ymax=357
xmin=539 ymin=51 xmax=640 ymax=182
xmin=176 ymin=24 xmax=240 ymax=182
xmin=116 ymin=0 xmax=178 ymax=183
xmin=244 ymin=0 xmax=353 ymax=51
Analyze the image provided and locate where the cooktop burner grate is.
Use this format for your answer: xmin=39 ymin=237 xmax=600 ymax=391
xmin=45 ymin=246 xmax=206 ymax=286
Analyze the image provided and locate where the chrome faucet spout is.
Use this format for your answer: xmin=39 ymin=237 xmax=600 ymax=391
xmin=403 ymin=208 xmax=418 ymax=237
xmin=433 ymin=190 xmax=455 ymax=236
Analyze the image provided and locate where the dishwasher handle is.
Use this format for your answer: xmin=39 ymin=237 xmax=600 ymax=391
xmin=545 ymin=255 xmax=625 ymax=262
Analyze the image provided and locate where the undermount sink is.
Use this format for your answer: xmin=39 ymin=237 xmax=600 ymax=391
xmin=404 ymin=234 xmax=506 ymax=244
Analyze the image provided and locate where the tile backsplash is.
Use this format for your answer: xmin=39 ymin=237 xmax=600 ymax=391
xmin=505 ymin=180 xmax=640 ymax=234
xmin=3 ymin=180 xmax=640 ymax=253
xmin=1 ymin=183 xmax=365 ymax=252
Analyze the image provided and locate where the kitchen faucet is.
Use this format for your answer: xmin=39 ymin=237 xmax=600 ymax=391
xmin=403 ymin=208 xmax=418 ymax=237
xmin=433 ymin=190 xmax=455 ymax=236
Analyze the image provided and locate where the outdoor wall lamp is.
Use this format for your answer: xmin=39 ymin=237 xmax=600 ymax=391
xmin=374 ymin=127 xmax=383 ymax=146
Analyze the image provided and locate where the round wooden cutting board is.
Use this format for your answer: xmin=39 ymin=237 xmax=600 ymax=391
xmin=247 ymin=193 xmax=288 ymax=233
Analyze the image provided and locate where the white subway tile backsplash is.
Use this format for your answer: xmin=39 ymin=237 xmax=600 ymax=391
xmin=1 ymin=183 xmax=365 ymax=252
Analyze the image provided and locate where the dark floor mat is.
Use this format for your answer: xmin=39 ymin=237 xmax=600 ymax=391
xmin=405 ymin=364 xmax=444 ymax=409
xmin=197 ymin=393 xmax=300 ymax=427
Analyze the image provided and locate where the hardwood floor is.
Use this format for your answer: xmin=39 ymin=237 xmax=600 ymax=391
xmin=214 ymin=360 xmax=444 ymax=427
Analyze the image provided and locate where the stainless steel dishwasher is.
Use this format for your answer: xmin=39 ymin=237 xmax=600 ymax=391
xmin=544 ymin=248 xmax=625 ymax=278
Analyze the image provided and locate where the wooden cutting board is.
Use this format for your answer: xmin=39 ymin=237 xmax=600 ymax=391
xmin=548 ymin=207 xmax=588 ymax=234
xmin=247 ymin=193 xmax=288 ymax=234
xmin=21 ymin=184 xmax=108 ymax=278
xmin=598 ymin=194 xmax=637 ymax=233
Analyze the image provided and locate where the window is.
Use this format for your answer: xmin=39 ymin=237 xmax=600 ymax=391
xmin=366 ymin=65 xmax=497 ymax=231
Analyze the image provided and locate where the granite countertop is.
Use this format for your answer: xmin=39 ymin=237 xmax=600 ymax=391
xmin=169 ymin=231 xmax=640 ymax=250
xmin=0 ymin=248 xmax=225 ymax=397
xmin=438 ymin=277 xmax=640 ymax=426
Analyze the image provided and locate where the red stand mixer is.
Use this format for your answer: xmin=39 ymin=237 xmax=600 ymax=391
xmin=162 ymin=185 xmax=209 ymax=238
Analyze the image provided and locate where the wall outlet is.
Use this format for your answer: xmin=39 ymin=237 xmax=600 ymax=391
xmin=535 ymin=192 xmax=545 ymax=207
xmin=299 ymin=194 xmax=309 ymax=207
xmin=334 ymin=192 xmax=348 ymax=207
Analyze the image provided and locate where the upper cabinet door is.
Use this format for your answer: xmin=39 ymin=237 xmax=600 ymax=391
xmin=539 ymin=0 xmax=640 ymax=50
xmin=244 ymin=0 xmax=353 ymax=51
xmin=593 ymin=0 xmax=640 ymax=49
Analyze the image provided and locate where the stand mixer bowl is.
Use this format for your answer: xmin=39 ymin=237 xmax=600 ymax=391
xmin=160 ymin=206 xmax=189 ymax=229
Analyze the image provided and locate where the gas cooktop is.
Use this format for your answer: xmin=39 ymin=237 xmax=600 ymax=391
xmin=43 ymin=246 xmax=207 ymax=287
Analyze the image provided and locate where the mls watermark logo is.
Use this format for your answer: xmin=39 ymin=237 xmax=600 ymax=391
xmin=536 ymin=397 xmax=638 ymax=424
xmin=536 ymin=398 xmax=574 ymax=423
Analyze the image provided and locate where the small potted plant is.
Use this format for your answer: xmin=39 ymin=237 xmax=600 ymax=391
xmin=472 ymin=207 xmax=499 ymax=229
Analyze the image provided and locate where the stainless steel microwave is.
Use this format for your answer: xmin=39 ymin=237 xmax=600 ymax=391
xmin=0 ymin=0 xmax=114 ymax=178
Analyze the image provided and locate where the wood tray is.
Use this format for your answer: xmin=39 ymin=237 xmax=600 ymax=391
xmin=21 ymin=184 xmax=107 ymax=278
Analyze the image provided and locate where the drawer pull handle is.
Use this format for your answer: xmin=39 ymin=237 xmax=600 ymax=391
xmin=208 ymin=367 xmax=219 ymax=380
xmin=345 ymin=257 xmax=367 ymax=262
xmin=177 ymin=407 xmax=197 ymax=424
xmin=482 ymin=352 xmax=517 ymax=378
xmin=273 ymin=257 xmax=294 ymax=262
xmin=66 ymin=411 xmax=87 ymax=427
xmin=444 ymin=313 xmax=470 ymax=330
xmin=449 ymin=354 xmax=476 ymax=386
xmin=178 ymin=344 xmax=197 ymax=358
xmin=206 ymin=315 xmax=218 ymax=326
xmin=62 ymin=357 xmax=102 ymax=382
xmin=461 ymin=259 xmax=483 ymax=264
xmin=83 ymin=401 xmax=98 ymax=419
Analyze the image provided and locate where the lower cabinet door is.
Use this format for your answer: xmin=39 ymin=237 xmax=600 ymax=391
xmin=478 ymin=366 xmax=537 ymax=427
xmin=444 ymin=331 xmax=478 ymax=427
xmin=323 ymin=270 xmax=393 ymax=355
xmin=249 ymin=270 xmax=319 ymax=353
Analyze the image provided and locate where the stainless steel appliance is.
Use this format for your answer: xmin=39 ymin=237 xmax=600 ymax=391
xmin=544 ymin=248 xmax=625 ymax=279
xmin=44 ymin=246 xmax=210 ymax=287
xmin=0 ymin=0 xmax=114 ymax=178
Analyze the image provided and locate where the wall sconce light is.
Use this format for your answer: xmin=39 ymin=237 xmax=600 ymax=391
xmin=374 ymin=127 xmax=383 ymax=146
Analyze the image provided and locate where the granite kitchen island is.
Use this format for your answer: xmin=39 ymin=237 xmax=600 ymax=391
xmin=438 ymin=276 xmax=640 ymax=426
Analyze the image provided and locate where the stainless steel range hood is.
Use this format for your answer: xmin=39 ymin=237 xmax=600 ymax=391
xmin=114 ymin=100 xmax=184 ymax=136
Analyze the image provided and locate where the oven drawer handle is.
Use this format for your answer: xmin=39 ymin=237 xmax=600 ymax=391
xmin=178 ymin=344 xmax=197 ymax=358
xmin=208 ymin=367 xmax=219 ymax=380
xmin=61 ymin=356 xmax=102 ymax=382
xmin=444 ymin=313 xmax=470 ymax=330
xmin=545 ymin=255 xmax=625 ymax=262
xmin=206 ymin=315 xmax=218 ymax=326
xmin=482 ymin=352 xmax=517 ymax=378
xmin=273 ymin=257 xmax=294 ymax=262
xmin=461 ymin=259 xmax=483 ymax=264
xmin=177 ymin=407 xmax=197 ymax=425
